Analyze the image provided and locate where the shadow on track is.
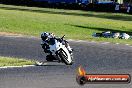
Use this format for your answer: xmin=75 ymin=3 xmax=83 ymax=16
xmin=35 ymin=61 xmax=67 ymax=66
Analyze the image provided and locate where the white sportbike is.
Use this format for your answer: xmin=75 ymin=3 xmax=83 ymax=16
xmin=45 ymin=35 xmax=73 ymax=65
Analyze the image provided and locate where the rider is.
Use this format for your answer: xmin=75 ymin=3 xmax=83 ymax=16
xmin=41 ymin=32 xmax=73 ymax=54
xmin=41 ymin=32 xmax=51 ymax=53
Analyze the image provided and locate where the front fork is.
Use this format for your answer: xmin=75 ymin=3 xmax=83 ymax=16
xmin=55 ymin=51 xmax=61 ymax=62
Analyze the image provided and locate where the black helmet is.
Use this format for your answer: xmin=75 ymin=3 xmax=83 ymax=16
xmin=41 ymin=32 xmax=49 ymax=41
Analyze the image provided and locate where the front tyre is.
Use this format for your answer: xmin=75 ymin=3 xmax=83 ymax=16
xmin=58 ymin=49 xmax=73 ymax=65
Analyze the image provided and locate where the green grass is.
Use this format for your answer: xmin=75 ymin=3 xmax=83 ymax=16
xmin=0 ymin=4 xmax=132 ymax=44
xmin=0 ymin=56 xmax=35 ymax=67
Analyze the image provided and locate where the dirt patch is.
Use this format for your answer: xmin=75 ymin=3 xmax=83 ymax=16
xmin=0 ymin=32 xmax=22 ymax=36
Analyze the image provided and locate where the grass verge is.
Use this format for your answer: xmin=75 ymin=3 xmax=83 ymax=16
xmin=0 ymin=56 xmax=35 ymax=67
xmin=0 ymin=4 xmax=132 ymax=45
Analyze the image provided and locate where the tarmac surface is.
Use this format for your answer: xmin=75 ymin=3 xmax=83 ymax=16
xmin=0 ymin=36 xmax=132 ymax=88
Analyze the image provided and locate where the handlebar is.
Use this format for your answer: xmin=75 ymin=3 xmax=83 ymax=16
xmin=61 ymin=35 xmax=65 ymax=40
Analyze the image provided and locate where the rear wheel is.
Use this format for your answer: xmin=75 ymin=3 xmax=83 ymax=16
xmin=46 ymin=55 xmax=53 ymax=61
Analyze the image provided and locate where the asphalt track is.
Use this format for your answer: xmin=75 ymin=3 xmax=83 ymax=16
xmin=0 ymin=36 xmax=132 ymax=88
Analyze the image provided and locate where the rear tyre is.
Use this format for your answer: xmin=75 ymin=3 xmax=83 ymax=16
xmin=46 ymin=55 xmax=53 ymax=61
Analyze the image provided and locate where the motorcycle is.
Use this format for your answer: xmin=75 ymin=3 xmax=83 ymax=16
xmin=43 ymin=35 xmax=73 ymax=65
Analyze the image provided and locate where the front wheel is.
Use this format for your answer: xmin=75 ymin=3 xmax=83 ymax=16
xmin=58 ymin=49 xmax=73 ymax=65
